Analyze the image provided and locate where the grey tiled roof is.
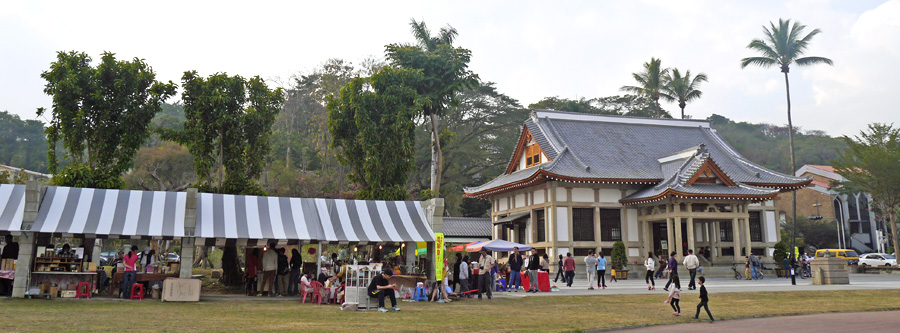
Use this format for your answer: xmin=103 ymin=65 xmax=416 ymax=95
xmin=623 ymin=146 xmax=779 ymax=203
xmin=465 ymin=110 xmax=809 ymax=196
xmin=442 ymin=217 xmax=492 ymax=238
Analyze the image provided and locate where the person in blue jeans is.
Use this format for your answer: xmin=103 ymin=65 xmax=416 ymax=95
xmin=121 ymin=245 xmax=139 ymax=298
xmin=596 ymin=252 xmax=608 ymax=289
xmin=506 ymin=247 xmax=523 ymax=291
xmin=749 ymin=254 xmax=760 ymax=280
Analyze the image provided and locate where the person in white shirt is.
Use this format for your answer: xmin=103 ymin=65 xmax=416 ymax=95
xmin=261 ymin=244 xmax=278 ymax=296
xmin=683 ymin=249 xmax=700 ymax=290
xmin=645 ymin=252 xmax=656 ymax=290
xmin=584 ymin=251 xmax=598 ymax=290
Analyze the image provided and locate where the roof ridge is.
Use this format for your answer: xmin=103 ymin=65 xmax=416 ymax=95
xmin=532 ymin=109 xmax=711 ymax=128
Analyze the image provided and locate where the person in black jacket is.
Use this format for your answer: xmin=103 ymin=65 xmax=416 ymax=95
xmin=693 ymin=276 xmax=714 ymax=321
xmin=288 ymin=248 xmax=303 ymax=296
xmin=452 ymin=253 xmax=462 ymax=293
xmin=554 ymin=254 xmax=565 ymax=282
xmin=506 ymin=247 xmax=523 ymax=292
xmin=275 ymin=248 xmax=289 ymax=297
xmin=526 ymin=248 xmax=541 ymax=293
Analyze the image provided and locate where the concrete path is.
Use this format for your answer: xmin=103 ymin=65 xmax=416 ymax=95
xmin=620 ymin=310 xmax=899 ymax=332
xmin=496 ymin=273 xmax=900 ymax=298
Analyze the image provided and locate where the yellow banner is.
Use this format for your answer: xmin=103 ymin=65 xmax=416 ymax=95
xmin=435 ymin=233 xmax=445 ymax=281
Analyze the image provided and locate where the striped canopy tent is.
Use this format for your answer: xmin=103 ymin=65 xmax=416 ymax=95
xmin=195 ymin=193 xmax=435 ymax=246
xmin=465 ymin=239 xmax=533 ymax=252
xmin=23 ymin=186 xmax=187 ymax=239
xmin=0 ymin=184 xmax=26 ymax=235
xmin=450 ymin=241 xmax=481 ymax=252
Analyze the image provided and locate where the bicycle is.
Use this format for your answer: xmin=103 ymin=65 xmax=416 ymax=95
xmin=731 ymin=264 xmax=742 ymax=280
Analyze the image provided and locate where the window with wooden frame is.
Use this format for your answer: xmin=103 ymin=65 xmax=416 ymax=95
xmin=535 ymin=209 xmax=546 ymax=242
xmin=525 ymin=144 xmax=542 ymax=168
xmin=749 ymin=211 xmax=762 ymax=242
xmin=572 ymin=208 xmax=595 ymax=241
xmin=720 ymin=222 xmax=733 ymax=241
xmin=599 ymin=209 xmax=622 ymax=241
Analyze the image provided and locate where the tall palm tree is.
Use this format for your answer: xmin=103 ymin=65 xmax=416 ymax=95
xmin=740 ymin=18 xmax=833 ymax=254
xmin=661 ymin=69 xmax=708 ymax=119
xmin=621 ymin=58 xmax=669 ymax=118
xmin=410 ymin=19 xmax=457 ymax=52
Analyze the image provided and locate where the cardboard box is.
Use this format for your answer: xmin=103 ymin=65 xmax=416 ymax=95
xmin=161 ymin=278 xmax=201 ymax=302
xmin=169 ymin=263 xmax=180 ymax=274
xmin=86 ymin=262 xmax=97 ymax=272
xmin=38 ymin=283 xmax=49 ymax=294
xmin=60 ymin=290 xmax=76 ymax=298
xmin=49 ymin=287 xmax=59 ymax=298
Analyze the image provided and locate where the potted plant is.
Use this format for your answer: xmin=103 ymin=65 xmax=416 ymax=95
xmin=773 ymin=240 xmax=788 ymax=277
xmin=611 ymin=241 xmax=629 ymax=280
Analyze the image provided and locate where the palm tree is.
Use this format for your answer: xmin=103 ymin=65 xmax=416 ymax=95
xmin=661 ymin=69 xmax=708 ymax=119
xmin=621 ymin=58 xmax=669 ymax=118
xmin=410 ymin=19 xmax=457 ymax=52
xmin=740 ymin=18 xmax=833 ymax=254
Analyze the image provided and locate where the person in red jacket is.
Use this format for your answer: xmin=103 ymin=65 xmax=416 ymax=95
xmin=245 ymin=248 xmax=259 ymax=296
xmin=563 ymin=252 xmax=576 ymax=287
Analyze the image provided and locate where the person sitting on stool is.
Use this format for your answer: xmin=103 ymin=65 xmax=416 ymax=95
xmin=368 ymin=269 xmax=400 ymax=313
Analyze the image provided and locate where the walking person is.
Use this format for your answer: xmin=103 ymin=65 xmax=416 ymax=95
xmin=596 ymin=252 xmax=608 ymax=289
xmin=664 ymin=286 xmax=682 ymax=316
xmin=507 ymin=247 xmax=523 ymax=292
xmin=554 ymin=254 xmax=565 ymax=283
xmin=563 ymin=252 xmax=576 ymax=287
xmin=477 ymin=249 xmax=495 ymax=300
xmin=749 ymin=253 xmax=761 ymax=280
xmin=645 ymin=252 xmax=656 ymax=290
xmin=745 ymin=257 xmax=752 ymax=280
xmin=655 ymin=254 xmax=667 ymax=280
xmin=452 ymin=253 xmax=463 ymax=293
xmin=664 ymin=252 xmax=680 ymax=291
xmin=684 ymin=249 xmax=699 ymax=290
xmin=458 ymin=255 xmax=470 ymax=295
xmin=245 ymin=248 xmax=259 ymax=296
xmin=276 ymin=248 xmax=289 ymax=297
xmin=693 ymin=276 xmax=714 ymax=322
xmin=584 ymin=251 xmax=598 ymax=290
xmin=526 ymin=248 xmax=541 ymax=293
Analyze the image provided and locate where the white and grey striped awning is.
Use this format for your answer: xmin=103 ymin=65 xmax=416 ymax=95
xmin=195 ymin=194 xmax=434 ymax=245
xmin=0 ymin=184 xmax=26 ymax=235
xmin=29 ymin=186 xmax=187 ymax=238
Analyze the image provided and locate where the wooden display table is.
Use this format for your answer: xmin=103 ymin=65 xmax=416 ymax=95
xmin=110 ymin=272 xmax=179 ymax=296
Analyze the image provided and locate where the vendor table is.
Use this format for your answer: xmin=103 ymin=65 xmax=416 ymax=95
xmin=389 ymin=274 xmax=427 ymax=289
xmin=30 ymin=271 xmax=97 ymax=294
xmin=110 ymin=272 xmax=178 ymax=296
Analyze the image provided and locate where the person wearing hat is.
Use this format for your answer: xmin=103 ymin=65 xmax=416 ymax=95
xmin=477 ymin=249 xmax=495 ymax=300
xmin=368 ymin=269 xmax=400 ymax=313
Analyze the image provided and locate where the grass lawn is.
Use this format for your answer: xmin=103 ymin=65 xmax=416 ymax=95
xmin=2 ymin=289 xmax=898 ymax=332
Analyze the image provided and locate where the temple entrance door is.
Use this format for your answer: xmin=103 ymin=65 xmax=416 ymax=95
xmin=651 ymin=222 xmax=668 ymax=256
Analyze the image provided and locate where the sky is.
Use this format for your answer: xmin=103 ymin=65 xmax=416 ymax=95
xmin=1 ymin=0 xmax=898 ymax=137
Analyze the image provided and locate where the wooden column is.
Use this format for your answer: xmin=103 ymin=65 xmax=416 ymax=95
xmin=732 ymin=217 xmax=741 ymax=263
xmin=686 ymin=217 xmax=695 ymax=255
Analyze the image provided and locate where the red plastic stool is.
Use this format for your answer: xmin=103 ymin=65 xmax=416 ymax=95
xmin=76 ymin=282 xmax=92 ymax=299
xmin=130 ymin=284 xmax=145 ymax=300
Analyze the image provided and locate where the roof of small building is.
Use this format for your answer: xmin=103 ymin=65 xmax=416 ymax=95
xmin=465 ymin=110 xmax=810 ymax=200
xmin=442 ymin=217 xmax=492 ymax=238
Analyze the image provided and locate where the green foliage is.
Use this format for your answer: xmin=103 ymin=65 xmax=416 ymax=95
xmin=528 ymin=95 xmax=672 ymax=118
xmin=386 ymin=19 xmax=478 ymax=197
xmin=832 ymin=123 xmax=900 ymax=260
xmin=38 ymin=51 xmax=176 ymax=189
xmin=661 ymin=68 xmax=708 ymax=119
xmin=0 ymin=171 xmax=9 ymax=184
xmin=621 ymin=57 xmax=669 ymax=118
xmin=774 ymin=239 xmax=789 ymax=262
xmin=326 ymin=66 xmax=423 ymax=200
xmin=13 ymin=170 xmax=28 ymax=185
xmin=783 ymin=216 xmax=836 ymax=250
xmin=0 ymin=111 xmax=48 ymax=172
xmin=740 ymin=19 xmax=833 ymax=72
xmin=123 ymin=142 xmax=196 ymax=191
xmin=611 ymin=241 xmax=628 ymax=270
xmin=169 ymin=71 xmax=284 ymax=196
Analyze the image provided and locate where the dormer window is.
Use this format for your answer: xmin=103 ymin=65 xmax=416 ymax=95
xmin=525 ymin=143 xmax=542 ymax=168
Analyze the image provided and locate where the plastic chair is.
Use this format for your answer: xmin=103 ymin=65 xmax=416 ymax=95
xmin=299 ymin=282 xmax=313 ymax=303
xmin=413 ymin=285 xmax=427 ymax=301
xmin=75 ymin=282 xmax=92 ymax=299
xmin=334 ymin=284 xmax=345 ymax=304
xmin=495 ymin=278 xmax=507 ymax=292
xmin=130 ymin=284 xmax=145 ymax=300
xmin=309 ymin=281 xmax=325 ymax=305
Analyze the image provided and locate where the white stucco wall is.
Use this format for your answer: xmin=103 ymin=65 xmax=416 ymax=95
xmin=598 ymin=189 xmax=620 ymax=202
xmin=626 ymin=208 xmax=639 ymax=241
xmin=556 ymin=206 xmax=569 ymax=242
xmin=765 ymin=210 xmax=777 ymax=242
xmin=533 ymin=190 xmax=545 ymax=205
xmin=572 ymin=188 xmax=594 ymax=202
xmin=498 ymin=197 xmax=508 ymax=211
xmin=555 ymin=188 xmax=568 ymax=202
xmin=514 ymin=193 xmax=525 ymax=208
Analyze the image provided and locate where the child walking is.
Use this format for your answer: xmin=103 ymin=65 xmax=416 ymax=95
xmin=693 ymin=276 xmax=714 ymax=322
xmin=664 ymin=286 xmax=681 ymax=316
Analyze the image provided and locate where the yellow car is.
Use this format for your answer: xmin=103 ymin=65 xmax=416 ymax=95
xmin=813 ymin=249 xmax=860 ymax=264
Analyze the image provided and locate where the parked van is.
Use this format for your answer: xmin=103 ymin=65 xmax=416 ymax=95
xmin=814 ymin=249 xmax=860 ymax=265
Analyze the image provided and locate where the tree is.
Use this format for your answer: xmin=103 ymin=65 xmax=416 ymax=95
xmin=123 ymin=142 xmax=196 ymax=191
xmin=661 ymin=68 xmax=708 ymax=119
xmin=528 ymin=96 xmax=608 ymax=114
xmin=832 ymin=123 xmax=900 ymax=260
xmin=0 ymin=111 xmax=48 ymax=172
xmin=783 ymin=216 xmax=839 ymax=250
xmin=611 ymin=241 xmax=627 ymax=271
xmin=326 ymin=66 xmax=423 ymax=200
xmin=164 ymin=71 xmax=284 ymax=286
xmin=621 ymin=57 xmax=669 ymax=118
xmin=386 ymin=19 xmax=477 ymax=198
xmin=38 ymin=51 xmax=176 ymax=189
xmin=741 ymin=19 xmax=833 ymax=255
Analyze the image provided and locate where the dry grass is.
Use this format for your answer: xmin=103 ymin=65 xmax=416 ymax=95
xmin=1 ymin=289 xmax=899 ymax=332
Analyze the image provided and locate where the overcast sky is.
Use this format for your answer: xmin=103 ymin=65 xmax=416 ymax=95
xmin=1 ymin=0 xmax=898 ymax=136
